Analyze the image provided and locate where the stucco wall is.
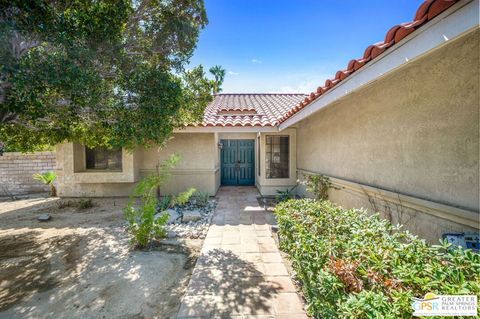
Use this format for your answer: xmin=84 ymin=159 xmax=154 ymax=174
xmin=138 ymin=133 xmax=218 ymax=195
xmin=0 ymin=152 xmax=56 ymax=196
xmin=56 ymin=133 xmax=218 ymax=197
xmin=295 ymin=29 xmax=479 ymax=241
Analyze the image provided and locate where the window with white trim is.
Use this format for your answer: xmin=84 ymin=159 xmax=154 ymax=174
xmin=265 ymin=135 xmax=289 ymax=178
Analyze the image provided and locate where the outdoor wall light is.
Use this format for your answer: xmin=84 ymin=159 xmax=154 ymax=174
xmin=217 ymin=142 xmax=223 ymax=149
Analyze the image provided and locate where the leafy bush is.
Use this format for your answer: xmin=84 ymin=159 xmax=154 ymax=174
xmin=158 ymin=195 xmax=173 ymax=211
xmin=77 ymin=198 xmax=94 ymax=209
xmin=303 ymin=173 xmax=332 ymax=200
xmin=124 ymin=154 xmax=180 ymax=248
xmin=275 ymin=199 xmax=480 ymax=319
xmin=172 ymin=187 xmax=196 ymax=207
xmin=275 ymin=185 xmax=298 ymax=202
xmin=33 ymin=171 xmax=57 ymax=196
xmin=192 ymin=190 xmax=209 ymax=207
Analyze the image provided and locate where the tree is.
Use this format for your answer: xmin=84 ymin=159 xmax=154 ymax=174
xmin=0 ymin=0 xmax=213 ymax=152
xmin=209 ymin=65 xmax=226 ymax=93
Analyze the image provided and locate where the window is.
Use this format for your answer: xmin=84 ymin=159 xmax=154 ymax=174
xmin=265 ymin=135 xmax=289 ymax=178
xmin=85 ymin=147 xmax=122 ymax=171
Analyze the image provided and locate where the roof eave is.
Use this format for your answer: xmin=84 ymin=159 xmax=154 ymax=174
xmin=279 ymin=0 xmax=476 ymax=130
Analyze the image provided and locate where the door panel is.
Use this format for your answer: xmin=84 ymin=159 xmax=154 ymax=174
xmin=237 ymin=140 xmax=255 ymax=185
xmin=220 ymin=139 xmax=255 ymax=186
xmin=221 ymin=140 xmax=238 ymax=185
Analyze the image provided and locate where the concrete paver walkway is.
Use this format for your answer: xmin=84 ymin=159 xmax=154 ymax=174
xmin=177 ymin=187 xmax=307 ymax=318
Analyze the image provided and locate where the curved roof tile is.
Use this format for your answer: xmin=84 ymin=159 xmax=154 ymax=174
xmin=197 ymin=93 xmax=307 ymax=127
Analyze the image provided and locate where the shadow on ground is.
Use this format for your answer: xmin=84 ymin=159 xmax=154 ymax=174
xmin=178 ymin=248 xmax=281 ymax=317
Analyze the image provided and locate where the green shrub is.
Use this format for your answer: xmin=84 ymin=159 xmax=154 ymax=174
xmin=158 ymin=195 xmax=173 ymax=211
xmin=275 ymin=184 xmax=297 ymax=203
xmin=275 ymin=199 xmax=480 ymax=319
xmin=124 ymin=154 xmax=180 ymax=248
xmin=77 ymin=198 xmax=94 ymax=209
xmin=172 ymin=187 xmax=196 ymax=207
xmin=33 ymin=171 xmax=57 ymax=196
xmin=303 ymin=173 xmax=332 ymax=200
xmin=192 ymin=190 xmax=209 ymax=207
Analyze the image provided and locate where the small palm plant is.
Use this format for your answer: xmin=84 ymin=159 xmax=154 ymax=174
xmin=33 ymin=171 xmax=57 ymax=197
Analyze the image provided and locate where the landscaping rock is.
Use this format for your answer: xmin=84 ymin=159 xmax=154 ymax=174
xmin=182 ymin=210 xmax=202 ymax=223
xmin=164 ymin=199 xmax=217 ymax=239
xmin=38 ymin=214 xmax=51 ymax=222
xmin=166 ymin=209 xmax=180 ymax=224
xmin=167 ymin=230 xmax=177 ymax=238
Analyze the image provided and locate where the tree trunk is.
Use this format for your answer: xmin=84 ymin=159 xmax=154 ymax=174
xmin=50 ymin=184 xmax=57 ymax=197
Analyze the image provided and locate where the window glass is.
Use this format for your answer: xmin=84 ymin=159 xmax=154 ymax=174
xmin=85 ymin=147 xmax=122 ymax=171
xmin=265 ymin=136 xmax=289 ymax=178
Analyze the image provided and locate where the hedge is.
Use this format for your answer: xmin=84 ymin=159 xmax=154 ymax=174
xmin=275 ymin=199 xmax=480 ymax=318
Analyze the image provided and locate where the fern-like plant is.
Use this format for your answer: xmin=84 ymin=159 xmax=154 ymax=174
xmin=33 ymin=171 xmax=57 ymax=197
xmin=172 ymin=188 xmax=196 ymax=207
xmin=124 ymin=153 xmax=180 ymax=248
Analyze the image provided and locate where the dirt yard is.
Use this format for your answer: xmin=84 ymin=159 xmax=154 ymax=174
xmin=0 ymin=196 xmax=203 ymax=319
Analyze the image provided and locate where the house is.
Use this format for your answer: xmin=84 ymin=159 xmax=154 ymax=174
xmin=55 ymin=0 xmax=479 ymax=242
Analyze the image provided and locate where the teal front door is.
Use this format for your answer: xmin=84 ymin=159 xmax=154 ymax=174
xmin=221 ymin=139 xmax=255 ymax=186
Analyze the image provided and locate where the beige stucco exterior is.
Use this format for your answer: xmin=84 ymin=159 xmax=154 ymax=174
xmin=57 ymin=129 xmax=298 ymax=197
xmin=294 ymin=28 xmax=480 ymax=242
xmin=57 ymin=133 xmax=218 ymax=197
xmin=55 ymin=26 xmax=478 ymax=243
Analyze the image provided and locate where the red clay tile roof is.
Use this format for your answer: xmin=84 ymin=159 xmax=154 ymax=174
xmin=278 ymin=0 xmax=459 ymax=124
xmin=200 ymin=93 xmax=306 ymax=127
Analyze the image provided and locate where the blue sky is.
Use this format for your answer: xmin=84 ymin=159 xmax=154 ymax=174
xmin=189 ymin=0 xmax=424 ymax=93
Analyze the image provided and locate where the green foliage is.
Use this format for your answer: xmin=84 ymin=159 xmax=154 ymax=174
xmin=1 ymin=0 xmax=214 ymax=151
xmin=33 ymin=171 xmax=57 ymax=185
xmin=192 ymin=190 xmax=209 ymax=207
xmin=275 ymin=199 xmax=480 ymax=319
xmin=275 ymin=185 xmax=298 ymax=203
xmin=33 ymin=171 xmax=57 ymax=196
xmin=77 ymin=198 xmax=94 ymax=209
xmin=209 ymin=65 xmax=226 ymax=93
xmin=158 ymin=195 xmax=173 ymax=211
xmin=124 ymin=154 xmax=179 ymax=248
xmin=304 ymin=173 xmax=332 ymax=200
xmin=124 ymin=198 xmax=168 ymax=248
xmin=172 ymin=187 xmax=197 ymax=207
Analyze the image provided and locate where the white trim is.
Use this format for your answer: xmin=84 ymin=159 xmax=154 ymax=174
xmin=279 ymin=0 xmax=478 ymax=130
xmin=174 ymin=126 xmax=278 ymax=133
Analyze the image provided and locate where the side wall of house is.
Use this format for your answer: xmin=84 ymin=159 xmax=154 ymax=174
xmin=295 ymin=28 xmax=479 ymax=243
xmin=56 ymin=133 xmax=217 ymax=197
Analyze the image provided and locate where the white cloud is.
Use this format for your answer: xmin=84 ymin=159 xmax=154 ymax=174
xmin=228 ymin=71 xmax=240 ymax=75
xmin=251 ymin=59 xmax=262 ymax=64
xmin=276 ymin=76 xmax=331 ymax=94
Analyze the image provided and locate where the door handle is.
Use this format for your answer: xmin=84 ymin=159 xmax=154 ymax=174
xmin=235 ymin=161 xmax=240 ymax=170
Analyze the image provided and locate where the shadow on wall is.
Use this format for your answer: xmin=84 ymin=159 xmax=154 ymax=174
xmin=178 ymin=248 xmax=281 ymax=317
